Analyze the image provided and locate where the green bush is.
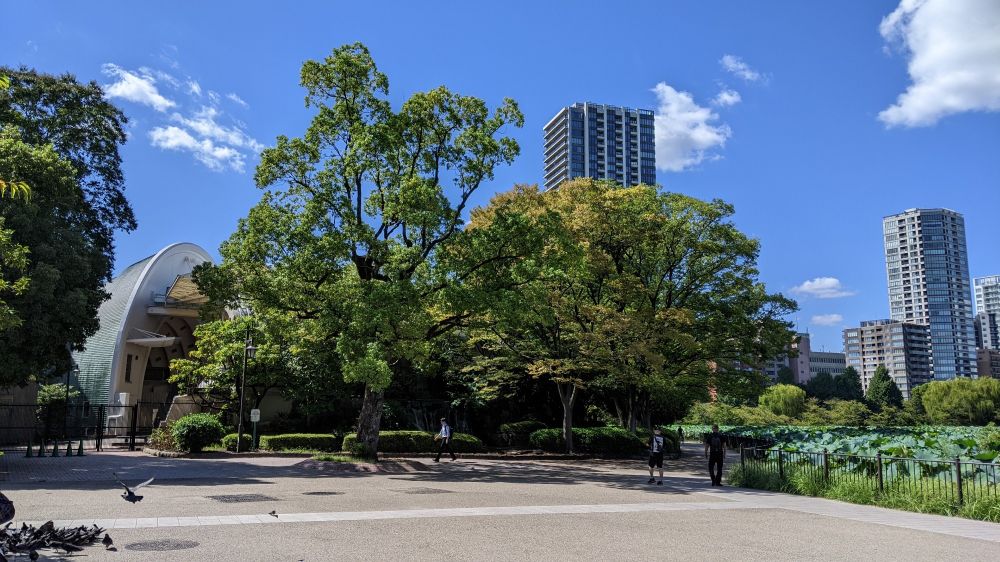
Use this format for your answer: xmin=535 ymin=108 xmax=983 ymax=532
xmin=221 ymin=433 xmax=254 ymax=451
xmin=341 ymin=430 xmax=484 ymax=453
xmin=498 ymin=420 xmax=547 ymax=447
xmin=759 ymin=384 xmax=807 ymax=418
xmin=149 ymin=424 xmax=179 ymax=452
xmin=171 ymin=413 xmax=226 ymax=453
xmin=259 ymin=433 xmax=342 ymax=452
xmin=528 ymin=427 xmax=644 ymax=456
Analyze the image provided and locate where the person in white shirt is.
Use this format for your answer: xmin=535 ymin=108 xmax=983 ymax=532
xmin=434 ymin=418 xmax=457 ymax=462
xmin=647 ymin=427 xmax=666 ymax=485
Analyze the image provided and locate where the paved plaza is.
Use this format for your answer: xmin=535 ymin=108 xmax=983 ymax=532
xmin=1 ymin=445 xmax=998 ymax=561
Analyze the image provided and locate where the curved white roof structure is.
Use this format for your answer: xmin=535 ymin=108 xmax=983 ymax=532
xmin=72 ymin=243 xmax=215 ymax=406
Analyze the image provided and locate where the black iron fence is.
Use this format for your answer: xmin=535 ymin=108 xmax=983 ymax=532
xmin=0 ymin=400 xmax=171 ymax=452
xmin=740 ymin=446 xmax=999 ymax=505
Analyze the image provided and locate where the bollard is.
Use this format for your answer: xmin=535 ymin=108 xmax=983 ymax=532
xmin=38 ymin=441 xmax=46 ymax=457
xmin=51 ymin=441 xmax=60 ymax=457
xmin=66 ymin=442 xmax=73 ymax=457
xmin=26 ymin=440 xmax=33 ymax=458
xmin=77 ymin=441 xmax=85 ymax=456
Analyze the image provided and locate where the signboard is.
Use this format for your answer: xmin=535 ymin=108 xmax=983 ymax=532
xmin=250 ymin=409 xmax=261 ymax=423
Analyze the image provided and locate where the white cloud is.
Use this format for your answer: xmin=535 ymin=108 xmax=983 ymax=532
xmin=149 ymin=125 xmax=245 ymax=172
xmin=207 ymin=90 xmax=221 ymax=105
xmin=811 ymin=314 xmax=844 ymax=327
xmin=878 ymin=0 xmax=1000 ymax=127
xmin=226 ymin=92 xmax=249 ymax=108
xmin=713 ymin=88 xmax=742 ymax=107
xmin=651 ymin=82 xmax=732 ymax=172
xmin=102 ymin=63 xmax=176 ymax=112
xmin=187 ymin=80 xmax=202 ymax=97
xmin=170 ymin=106 xmax=263 ymax=152
xmin=791 ymin=277 xmax=857 ymax=299
xmin=720 ymin=54 xmax=763 ymax=82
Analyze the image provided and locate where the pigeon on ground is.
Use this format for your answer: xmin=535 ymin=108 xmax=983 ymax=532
xmin=102 ymin=533 xmax=114 ymax=549
xmin=268 ymin=511 xmax=278 ymax=518
xmin=113 ymin=473 xmax=155 ymax=503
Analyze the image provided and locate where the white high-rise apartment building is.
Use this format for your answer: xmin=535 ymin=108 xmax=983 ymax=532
xmin=883 ymin=209 xmax=977 ymax=380
xmin=974 ymin=275 xmax=1000 ymax=350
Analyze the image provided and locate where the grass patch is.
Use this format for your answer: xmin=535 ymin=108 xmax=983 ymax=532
xmin=312 ymin=453 xmax=365 ymax=463
xmin=729 ymin=463 xmax=1000 ymax=523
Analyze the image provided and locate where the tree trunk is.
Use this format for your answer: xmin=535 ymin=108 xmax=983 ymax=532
xmin=556 ymin=383 xmax=577 ymax=453
xmin=626 ymin=386 xmax=638 ymax=433
xmin=355 ymin=384 xmax=385 ymax=458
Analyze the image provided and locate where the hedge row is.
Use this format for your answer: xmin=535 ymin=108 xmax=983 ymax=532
xmin=341 ymin=430 xmax=484 ymax=453
xmin=221 ymin=433 xmax=253 ymax=451
xmin=259 ymin=433 xmax=342 ymax=452
xmin=497 ymin=420 xmax=547 ymax=448
xmin=529 ymin=427 xmax=646 ymax=456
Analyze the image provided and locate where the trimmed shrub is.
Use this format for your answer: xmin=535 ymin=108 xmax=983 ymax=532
xmin=341 ymin=430 xmax=484 ymax=453
xmin=149 ymin=424 xmax=179 ymax=452
xmin=259 ymin=433 xmax=342 ymax=452
xmin=529 ymin=427 xmax=645 ymax=456
xmin=221 ymin=433 xmax=253 ymax=451
xmin=498 ymin=420 xmax=547 ymax=448
xmin=171 ymin=413 xmax=226 ymax=453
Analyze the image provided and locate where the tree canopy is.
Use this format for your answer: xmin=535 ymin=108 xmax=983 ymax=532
xmin=865 ymin=365 xmax=904 ymax=411
xmin=0 ymin=129 xmax=110 ymax=385
xmin=196 ymin=43 xmax=529 ymax=455
xmin=464 ymin=180 xmax=796 ymax=451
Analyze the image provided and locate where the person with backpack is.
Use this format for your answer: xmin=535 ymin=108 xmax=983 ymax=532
xmin=434 ymin=417 xmax=457 ymax=462
xmin=646 ymin=427 xmax=666 ymax=485
xmin=704 ymin=424 xmax=726 ymax=486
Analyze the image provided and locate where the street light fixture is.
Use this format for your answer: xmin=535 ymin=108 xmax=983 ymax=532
xmin=64 ymin=365 xmax=80 ymax=439
xmin=236 ymin=334 xmax=257 ymax=453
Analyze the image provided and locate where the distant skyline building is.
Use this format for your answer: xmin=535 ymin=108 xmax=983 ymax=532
xmin=843 ymin=320 xmax=932 ymax=399
xmin=543 ymin=102 xmax=656 ymax=191
xmin=978 ymin=348 xmax=1000 ymax=379
xmin=883 ymin=208 xmax=977 ymax=380
xmin=974 ymin=275 xmax=1000 ymax=350
xmin=765 ymin=332 xmax=845 ymax=385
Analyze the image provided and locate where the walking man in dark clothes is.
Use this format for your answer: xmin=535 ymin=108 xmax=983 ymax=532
xmin=434 ymin=417 xmax=457 ymax=462
xmin=704 ymin=424 xmax=726 ymax=486
xmin=647 ymin=427 xmax=666 ymax=485
xmin=676 ymin=426 xmax=684 ymax=443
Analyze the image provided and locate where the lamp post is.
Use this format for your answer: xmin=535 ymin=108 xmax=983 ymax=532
xmin=236 ymin=330 xmax=257 ymax=453
xmin=64 ymin=365 xmax=79 ymax=440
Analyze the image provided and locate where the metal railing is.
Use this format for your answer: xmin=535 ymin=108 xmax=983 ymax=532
xmin=0 ymin=401 xmax=171 ymax=452
xmin=740 ymin=446 xmax=999 ymax=505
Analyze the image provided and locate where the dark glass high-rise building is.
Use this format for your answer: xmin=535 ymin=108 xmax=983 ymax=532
xmin=882 ymin=208 xmax=977 ymax=380
xmin=543 ymin=102 xmax=655 ymax=191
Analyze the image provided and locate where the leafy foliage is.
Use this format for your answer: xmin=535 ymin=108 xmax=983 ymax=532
xmin=528 ymin=427 xmax=645 ymax=456
xmin=0 ymin=127 xmax=110 ymax=385
xmin=920 ymin=378 xmax=1000 ymax=425
xmin=759 ymin=384 xmax=807 ymax=417
xmin=259 ymin=433 xmax=342 ymax=452
xmin=170 ymin=413 xmax=226 ymax=453
xmin=221 ymin=433 xmax=253 ymax=451
xmin=341 ymin=430 xmax=484 ymax=453
xmin=866 ymin=365 xmax=904 ymax=410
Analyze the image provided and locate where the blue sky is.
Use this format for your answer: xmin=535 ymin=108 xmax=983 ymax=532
xmin=3 ymin=1 xmax=998 ymax=352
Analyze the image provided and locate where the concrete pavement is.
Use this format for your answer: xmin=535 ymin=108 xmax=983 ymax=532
xmin=1 ymin=447 xmax=997 ymax=561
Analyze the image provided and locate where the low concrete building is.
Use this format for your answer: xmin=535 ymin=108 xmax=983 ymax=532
xmin=977 ymin=348 xmax=1000 ymax=378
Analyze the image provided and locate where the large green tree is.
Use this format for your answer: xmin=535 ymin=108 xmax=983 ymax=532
xmin=0 ymin=129 xmax=110 ymax=385
xmin=865 ymin=365 xmax=904 ymax=411
xmin=197 ymin=43 xmax=529 ymax=456
xmin=835 ymin=366 xmax=864 ymax=401
xmin=466 ymin=180 xmax=796 ymax=451
xmin=920 ymin=377 xmax=1000 ymax=425
xmin=0 ymin=68 xmax=133 ymax=384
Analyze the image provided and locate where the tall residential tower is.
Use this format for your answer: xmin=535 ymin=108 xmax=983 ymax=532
xmin=882 ymin=208 xmax=977 ymax=380
xmin=543 ymin=102 xmax=655 ymax=191
xmin=974 ymin=275 xmax=1000 ymax=350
